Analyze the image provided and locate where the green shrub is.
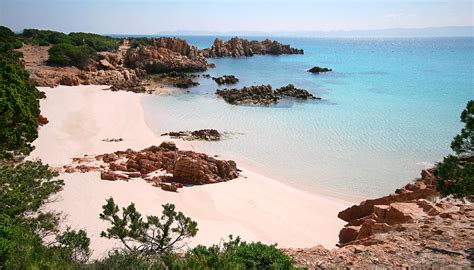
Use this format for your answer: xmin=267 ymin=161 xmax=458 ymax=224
xmin=100 ymin=198 xmax=198 ymax=255
xmin=69 ymin=32 xmax=119 ymax=52
xmin=0 ymin=53 xmax=40 ymax=159
xmin=48 ymin=43 xmax=96 ymax=68
xmin=165 ymin=236 xmax=294 ymax=270
xmin=22 ymin=28 xmax=70 ymax=45
xmin=0 ymin=161 xmax=90 ymax=268
xmin=435 ymin=100 xmax=474 ymax=199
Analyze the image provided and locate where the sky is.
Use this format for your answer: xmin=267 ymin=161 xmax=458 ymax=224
xmin=0 ymin=0 xmax=473 ymax=35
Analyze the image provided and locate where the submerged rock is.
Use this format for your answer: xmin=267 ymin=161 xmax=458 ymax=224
xmin=161 ymin=129 xmax=221 ymax=141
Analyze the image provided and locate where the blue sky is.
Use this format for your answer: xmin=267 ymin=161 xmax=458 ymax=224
xmin=1 ymin=0 xmax=473 ymax=34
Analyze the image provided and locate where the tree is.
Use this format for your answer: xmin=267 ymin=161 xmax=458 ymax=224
xmin=99 ymin=198 xmax=198 ymax=255
xmin=0 ymin=53 xmax=41 ymax=159
xmin=451 ymin=100 xmax=474 ymax=155
xmin=0 ymin=161 xmax=91 ymax=268
xmin=435 ymin=100 xmax=474 ymax=199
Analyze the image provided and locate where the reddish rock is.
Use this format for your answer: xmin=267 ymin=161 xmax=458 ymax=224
xmin=102 ymin=153 xmax=119 ymax=163
xmin=160 ymin=183 xmax=178 ymax=192
xmin=339 ymin=226 xmax=360 ymax=244
xmin=109 ymin=162 xmax=127 ymax=171
xmin=60 ymin=74 xmax=80 ymax=86
xmin=38 ymin=115 xmax=49 ymax=126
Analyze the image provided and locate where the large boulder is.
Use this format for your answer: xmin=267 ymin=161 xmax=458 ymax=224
xmin=125 ymin=37 xmax=208 ymax=73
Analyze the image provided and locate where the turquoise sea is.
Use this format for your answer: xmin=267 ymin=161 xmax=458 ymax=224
xmin=141 ymin=36 xmax=474 ymax=198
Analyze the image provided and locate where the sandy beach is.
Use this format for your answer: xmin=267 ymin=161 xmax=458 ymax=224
xmin=29 ymin=85 xmax=351 ymax=259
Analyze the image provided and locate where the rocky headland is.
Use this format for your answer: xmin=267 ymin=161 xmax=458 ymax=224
xmin=283 ymin=168 xmax=474 ymax=268
xmin=202 ymin=37 xmax=304 ymax=57
xmin=124 ymin=37 xmax=209 ymax=73
xmin=17 ymin=37 xmax=211 ymax=92
xmin=216 ymin=84 xmax=320 ymax=105
xmin=161 ymin=129 xmax=221 ymax=141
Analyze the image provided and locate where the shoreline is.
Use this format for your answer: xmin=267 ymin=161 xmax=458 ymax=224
xmin=30 ymin=85 xmax=351 ymax=259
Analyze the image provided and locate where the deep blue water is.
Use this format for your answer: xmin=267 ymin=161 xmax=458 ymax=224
xmin=142 ymin=36 xmax=474 ymax=197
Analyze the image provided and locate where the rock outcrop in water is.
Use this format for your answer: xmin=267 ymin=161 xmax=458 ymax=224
xmin=202 ymin=37 xmax=303 ymax=58
xmin=125 ymin=37 xmax=209 ymax=73
xmin=216 ymin=84 xmax=319 ymax=105
xmin=212 ymin=75 xmax=239 ymax=85
xmin=308 ymin=66 xmax=332 ymax=73
xmin=161 ymin=129 xmax=221 ymax=141
xmin=275 ymin=84 xmax=320 ymax=100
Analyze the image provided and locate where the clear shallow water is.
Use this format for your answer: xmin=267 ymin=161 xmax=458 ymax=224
xmin=142 ymin=37 xmax=474 ymax=197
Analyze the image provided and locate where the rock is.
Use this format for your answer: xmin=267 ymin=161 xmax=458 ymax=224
xmin=275 ymin=84 xmax=320 ymax=100
xmin=96 ymin=141 xmax=238 ymax=187
xmin=100 ymin=171 xmax=128 ymax=181
xmin=212 ymin=75 xmax=239 ymax=85
xmin=157 ymin=141 xmax=177 ymax=151
xmin=160 ymin=183 xmax=178 ymax=192
xmin=38 ymin=115 xmax=49 ymax=126
xmin=383 ymin=202 xmax=426 ymax=225
xmin=216 ymin=84 xmax=321 ymax=105
xmin=202 ymin=37 xmax=303 ymax=58
xmin=109 ymin=162 xmax=128 ymax=172
xmin=102 ymin=153 xmax=119 ymax=163
xmin=161 ymin=129 xmax=221 ymax=141
xmin=149 ymin=72 xmax=200 ymax=89
xmin=216 ymin=85 xmax=278 ymax=105
xmin=339 ymin=226 xmax=360 ymax=244
xmin=60 ymin=74 xmax=80 ymax=86
xmin=125 ymin=37 xmax=208 ymax=73
xmin=99 ymin=59 xmax=115 ymax=70
xmin=308 ymin=66 xmax=332 ymax=73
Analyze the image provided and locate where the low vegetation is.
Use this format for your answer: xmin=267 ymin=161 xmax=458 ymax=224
xmin=435 ymin=100 xmax=474 ymax=199
xmin=48 ymin=43 xmax=96 ymax=68
xmin=0 ymin=50 xmax=41 ymax=159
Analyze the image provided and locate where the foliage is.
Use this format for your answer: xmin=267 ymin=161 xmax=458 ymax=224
xmin=451 ymin=100 xmax=474 ymax=155
xmin=48 ymin=43 xmax=96 ymax=68
xmin=0 ymin=26 xmax=22 ymax=53
xmin=69 ymin=32 xmax=119 ymax=52
xmin=165 ymin=236 xmax=295 ymax=270
xmin=0 ymin=161 xmax=90 ymax=268
xmin=0 ymin=161 xmax=63 ymax=219
xmin=435 ymin=100 xmax=474 ymax=199
xmin=0 ymin=53 xmax=41 ymax=159
xmin=89 ymin=251 xmax=165 ymax=269
xmin=56 ymin=228 xmax=92 ymax=263
xmin=129 ymin=37 xmax=153 ymax=48
xmin=100 ymin=198 xmax=198 ymax=255
xmin=22 ymin=28 xmax=71 ymax=45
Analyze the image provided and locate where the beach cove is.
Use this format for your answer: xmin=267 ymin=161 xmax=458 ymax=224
xmin=28 ymin=85 xmax=351 ymax=259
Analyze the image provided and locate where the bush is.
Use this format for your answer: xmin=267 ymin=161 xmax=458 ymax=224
xmin=0 ymin=53 xmax=41 ymax=159
xmin=435 ymin=100 xmax=474 ymax=199
xmin=0 ymin=161 xmax=90 ymax=268
xmin=22 ymin=28 xmax=71 ymax=45
xmin=100 ymin=198 xmax=198 ymax=255
xmin=69 ymin=32 xmax=119 ymax=52
xmin=48 ymin=43 xmax=96 ymax=68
